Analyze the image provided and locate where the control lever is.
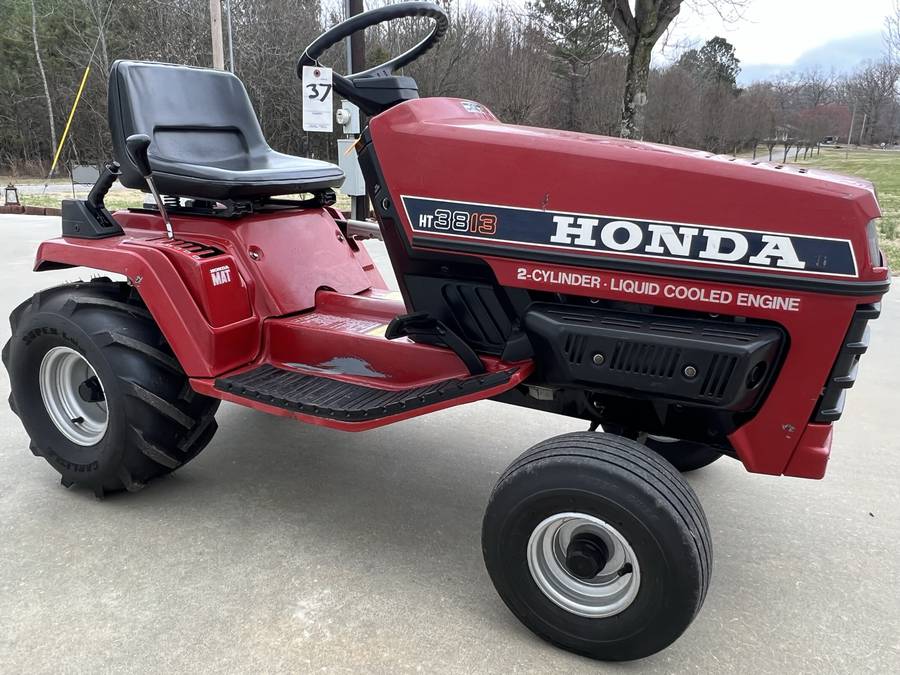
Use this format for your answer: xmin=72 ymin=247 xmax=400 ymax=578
xmin=385 ymin=312 xmax=486 ymax=375
xmin=87 ymin=161 xmax=120 ymax=210
xmin=125 ymin=134 xmax=173 ymax=239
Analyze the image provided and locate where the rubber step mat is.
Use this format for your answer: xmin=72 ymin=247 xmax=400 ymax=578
xmin=215 ymin=364 xmax=519 ymax=422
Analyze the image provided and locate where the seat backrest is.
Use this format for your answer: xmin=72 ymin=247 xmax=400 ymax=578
xmin=108 ymin=60 xmax=270 ymax=190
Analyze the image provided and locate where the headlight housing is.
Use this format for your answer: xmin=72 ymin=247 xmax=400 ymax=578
xmin=866 ymin=219 xmax=883 ymax=268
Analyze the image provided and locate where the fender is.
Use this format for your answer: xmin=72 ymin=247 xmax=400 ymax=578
xmin=35 ymin=235 xmax=260 ymax=377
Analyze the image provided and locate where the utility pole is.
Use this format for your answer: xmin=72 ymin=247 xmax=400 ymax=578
xmin=347 ymin=0 xmax=367 ymax=220
xmin=846 ymin=103 xmax=856 ymax=159
xmin=210 ymin=0 xmax=225 ymax=70
xmin=225 ymin=0 xmax=235 ymax=72
xmin=348 ymin=0 xmax=365 ymax=76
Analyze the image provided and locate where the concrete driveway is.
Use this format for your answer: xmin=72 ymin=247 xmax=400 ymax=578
xmin=1 ymin=215 xmax=898 ymax=673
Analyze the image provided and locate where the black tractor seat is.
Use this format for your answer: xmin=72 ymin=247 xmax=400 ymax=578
xmin=108 ymin=60 xmax=344 ymax=202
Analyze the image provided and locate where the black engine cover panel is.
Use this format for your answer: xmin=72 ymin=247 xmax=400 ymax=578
xmin=525 ymin=304 xmax=785 ymax=411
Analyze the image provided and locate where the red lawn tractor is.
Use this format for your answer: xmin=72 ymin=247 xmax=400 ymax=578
xmin=4 ymin=2 xmax=889 ymax=661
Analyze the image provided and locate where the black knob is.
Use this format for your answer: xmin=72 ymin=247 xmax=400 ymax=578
xmin=125 ymin=134 xmax=153 ymax=178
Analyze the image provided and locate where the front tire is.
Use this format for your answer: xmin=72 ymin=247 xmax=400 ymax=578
xmin=482 ymin=432 xmax=712 ymax=661
xmin=3 ymin=279 xmax=219 ymax=497
xmin=601 ymin=424 xmax=723 ymax=472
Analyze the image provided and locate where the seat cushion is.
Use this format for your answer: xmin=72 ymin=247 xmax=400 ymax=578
xmin=108 ymin=60 xmax=344 ymax=201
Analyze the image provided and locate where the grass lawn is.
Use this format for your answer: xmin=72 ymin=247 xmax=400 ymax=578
xmin=787 ymin=147 xmax=900 ymax=272
xmin=18 ymin=188 xmax=147 ymax=211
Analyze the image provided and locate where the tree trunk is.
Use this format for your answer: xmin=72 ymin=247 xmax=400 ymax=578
xmin=567 ymin=62 xmax=581 ymax=131
xmin=752 ymin=144 xmax=758 ymax=160
xmin=621 ymin=37 xmax=653 ymax=139
xmin=30 ymin=0 xmax=57 ymax=163
xmin=97 ymin=14 xmax=110 ymax=74
xmin=87 ymin=0 xmax=110 ymax=74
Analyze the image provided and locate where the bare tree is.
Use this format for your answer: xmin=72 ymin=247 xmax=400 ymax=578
xmin=782 ymin=137 xmax=794 ymax=163
xmin=529 ymin=0 xmax=622 ymax=131
xmin=800 ymin=67 xmax=836 ymax=108
xmin=885 ymin=0 xmax=900 ymax=59
xmin=739 ymin=85 xmax=775 ymax=159
xmin=644 ymin=65 xmax=696 ymax=145
xmin=846 ymin=59 xmax=900 ymax=145
xmin=30 ymin=0 xmax=57 ymax=163
xmin=601 ymin=0 xmax=679 ymax=139
xmin=600 ymin=0 xmax=747 ymax=139
xmin=480 ymin=13 xmax=551 ymax=125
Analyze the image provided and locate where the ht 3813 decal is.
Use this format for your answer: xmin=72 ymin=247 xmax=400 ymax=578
xmin=415 ymin=208 xmax=498 ymax=235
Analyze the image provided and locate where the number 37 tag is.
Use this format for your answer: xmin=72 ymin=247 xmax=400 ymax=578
xmin=302 ymin=65 xmax=334 ymax=133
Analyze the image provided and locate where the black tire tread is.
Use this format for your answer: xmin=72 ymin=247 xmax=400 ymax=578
xmin=94 ymin=330 xmax=182 ymax=374
xmin=123 ymin=380 xmax=195 ymax=429
xmin=132 ymin=426 xmax=182 ymax=469
xmin=177 ymin=414 xmax=218 ymax=452
xmin=66 ymin=295 xmax=153 ymax=321
xmin=116 ymin=465 xmax=146 ymax=493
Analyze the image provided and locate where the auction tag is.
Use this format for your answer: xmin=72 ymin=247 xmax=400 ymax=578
xmin=302 ymin=65 xmax=334 ymax=133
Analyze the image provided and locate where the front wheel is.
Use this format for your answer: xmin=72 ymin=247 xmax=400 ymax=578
xmin=482 ymin=432 xmax=712 ymax=661
xmin=3 ymin=279 xmax=219 ymax=498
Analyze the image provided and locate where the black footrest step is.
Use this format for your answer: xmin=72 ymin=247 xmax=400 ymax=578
xmin=215 ymin=364 xmax=518 ymax=422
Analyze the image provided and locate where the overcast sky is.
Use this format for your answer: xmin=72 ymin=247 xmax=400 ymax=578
xmin=666 ymin=0 xmax=893 ymax=82
xmin=473 ymin=0 xmax=894 ymax=83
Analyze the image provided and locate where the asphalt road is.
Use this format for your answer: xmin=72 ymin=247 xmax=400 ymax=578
xmin=1 ymin=215 xmax=898 ymax=674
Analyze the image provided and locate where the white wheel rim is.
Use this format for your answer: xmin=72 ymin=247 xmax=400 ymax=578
xmin=527 ymin=512 xmax=641 ymax=618
xmin=39 ymin=346 xmax=108 ymax=446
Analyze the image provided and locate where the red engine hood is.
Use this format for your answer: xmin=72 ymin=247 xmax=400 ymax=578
xmin=369 ymin=97 xmax=886 ymax=286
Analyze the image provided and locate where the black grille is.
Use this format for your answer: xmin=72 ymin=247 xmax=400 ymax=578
xmin=700 ymin=354 xmax=738 ymax=401
xmin=813 ymin=303 xmax=881 ymax=422
xmin=609 ymin=342 xmax=681 ymax=378
xmin=564 ymin=333 xmax=589 ymax=364
xmin=524 ymin=303 xmax=785 ymax=411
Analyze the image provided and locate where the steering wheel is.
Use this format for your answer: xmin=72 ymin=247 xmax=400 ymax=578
xmin=297 ymin=1 xmax=449 ymax=101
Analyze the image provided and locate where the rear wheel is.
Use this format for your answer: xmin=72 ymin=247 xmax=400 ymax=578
xmin=482 ymin=432 xmax=711 ymax=661
xmin=3 ymin=279 xmax=219 ymax=497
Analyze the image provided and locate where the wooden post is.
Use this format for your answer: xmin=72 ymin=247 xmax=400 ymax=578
xmin=349 ymin=0 xmax=365 ymax=74
xmin=210 ymin=0 xmax=225 ymax=70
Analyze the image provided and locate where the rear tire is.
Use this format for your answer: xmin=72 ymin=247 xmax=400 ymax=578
xmin=482 ymin=432 xmax=712 ymax=661
xmin=3 ymin=279 xmax=219 ymax=497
